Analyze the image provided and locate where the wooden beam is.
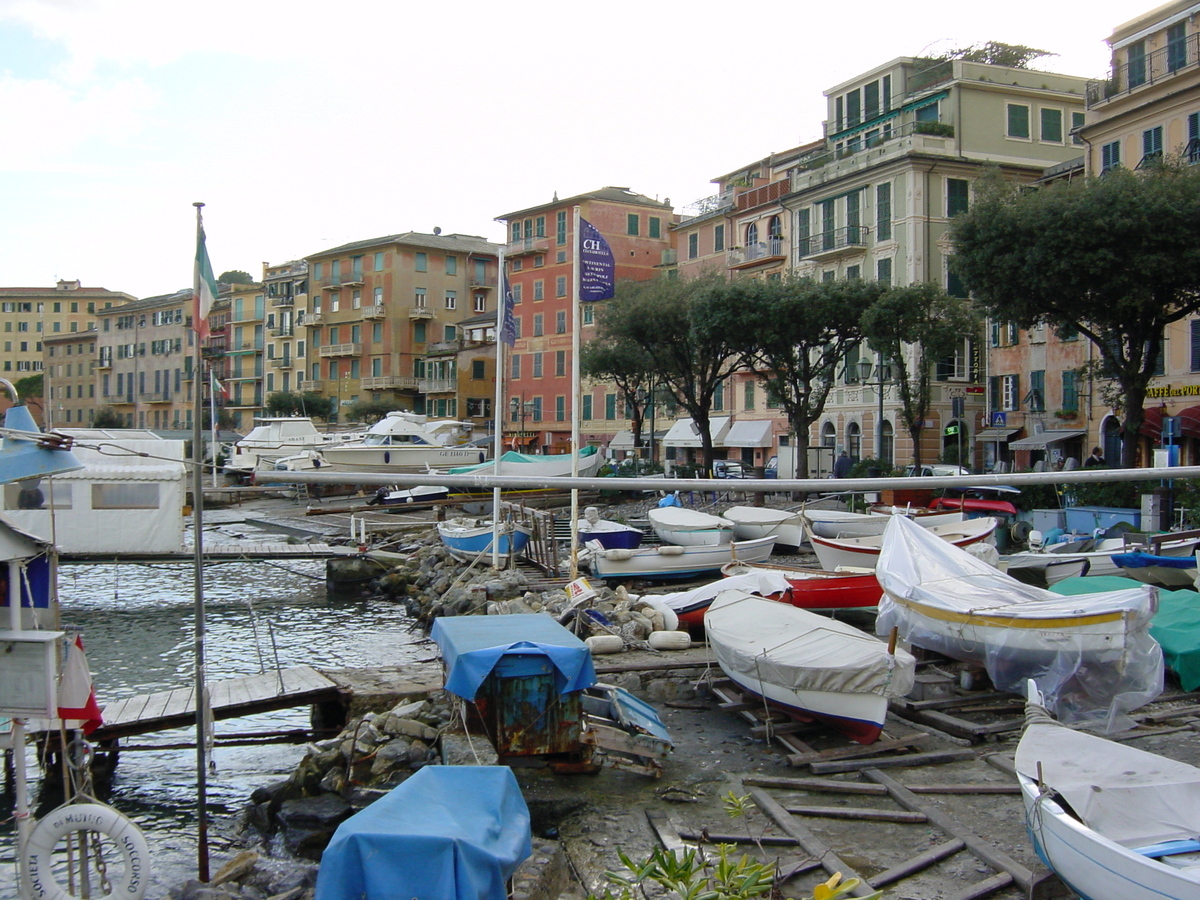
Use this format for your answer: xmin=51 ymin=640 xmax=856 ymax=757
xmin=783 ymin=805 xmax=927 ymax=824
xmin=810 ymin=749 xmax=975 ymax=775
xmin=787 ymin=733 xmax=929 ymax=767
xmin=871 ymin=838 xmax=965 ymax=887
xmin=742 ymin=776 xmax=888 ymax=795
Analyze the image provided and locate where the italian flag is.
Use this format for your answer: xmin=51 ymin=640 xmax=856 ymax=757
xmin=193 ymin=225 xmax=219 ymax=339
xmin=57 ymin=634 xmax=103 ymax=736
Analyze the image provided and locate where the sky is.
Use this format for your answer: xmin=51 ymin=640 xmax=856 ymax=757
xmin=0 ymin=0 xmax=1142 ymax=299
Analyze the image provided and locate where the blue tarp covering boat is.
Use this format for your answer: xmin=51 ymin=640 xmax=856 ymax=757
xmin=314 ymin=765 xmax=531 ymax=900
xmin=430 ymin=614 xmax=597 ymax=701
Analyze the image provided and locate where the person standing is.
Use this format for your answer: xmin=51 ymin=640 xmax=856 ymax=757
xmin=1083 ymin=447 xmax=1106 ymax=468
xmin=833 ymin=450 xmax=853 ymax=478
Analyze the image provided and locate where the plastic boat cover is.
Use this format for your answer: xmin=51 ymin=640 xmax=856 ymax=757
xmin=705 ymin=589 xmax=915 ymax=697
xmin=722 ymin=506 xmax=801 ymax=525
xmin=647 ymin=507 xmax=734 ymax=531
xmin=1054 ymin=575 xmax=1200 ymax=692
xmin=877 ymin=516 xmax=1162 ymax=731
xmin=1112 ymin=551 xmax=1196 ymax=571
xmin=1017 ymin=716 xmax=1200 ymax=847
xmin=446 ymin=446 xmax=598 ymax=474
xmin=431 ymin=614 xmax=596 ymax=701
xmin=655 ymin=570 xmax=792 ymax=613
xmin=314 ymin=766 xmax=531 ymax=900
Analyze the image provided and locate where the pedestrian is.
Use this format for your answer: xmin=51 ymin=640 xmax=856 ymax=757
xmin=1083 ymin=447 xmax=1106 ymax=468
xmin=833 ymin=450 xmax=853 ymax=478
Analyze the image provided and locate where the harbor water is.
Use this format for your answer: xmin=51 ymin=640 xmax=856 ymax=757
xmin=1 ymin=523 xmax=427 ymax=899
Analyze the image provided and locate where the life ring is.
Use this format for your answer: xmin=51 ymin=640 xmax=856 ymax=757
xmin=24 ymin=803 xmax=150 ymax=900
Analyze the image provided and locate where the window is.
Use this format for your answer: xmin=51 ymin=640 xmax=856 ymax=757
xmin=414 ymin=287 xmax=427 ymax=308
xmin=1128 ymin=40 xmax=1146 ymax=89
xmin=1101 ymin=140 xmax=1121 ymax=172
xmin=713 ymin=224 xmax=725 ymax=252
xmin=746 ymin=222 xmax=758 ymax=246
xmin=627 ymin=214 xmax=639 ymax=236
xmin=1007 ymin=104 xmax=1030 ymax=139
xmin=1193 ymin=319 xmax=1200 ymax=372
xmin=413 ymin=321 xmax=426 ymax=342
xmin=1071 ymin=111 xmax=1085 ymax=145
xmin=445 ymin=256 xmax=457 ymax=275
xmin=688 ymin=233 xmax=698 ymax=259
xmin=796 ymin=208 xmax=810 ymax=254
xmin=555 ymin=310 xmax=566 ymax=334
xmin=511 ymin=354 xmax=520 ymax=379
xmin=556 ymin=276 xmax=567 ymax=297
xmin=1001 ymin=374 xmax=1020 ymax=411
xmin=1062 ymin=370 xmax=1078 ymax=411
xmin=555 ymin=350 xmax=565 ymax=377
xmin=415 ymin=252 xmax=427 ymax=272
xmin=846 ymin=88 xmax=861 ymax=126
xmin=533 ymin=280 xmax=544 ymax=301
xmin=533 ymin=314 xmax=544 ymax=336
xmin=863 ymin=80 xmax=880 ymax=119
xmin=847 ymin=265 xmax=861 ymax=280
xmin=1027 ymin=370 xmax=1045 ymax=412
xmin=875 ymin=183 xmax=891 ymax=241
xmin=605 ymin=393 xmax=616 ymax=419
xmin=713 ymin=380 xmax=724 ymax=411
xmin=1188 ymin=112 xmax=1200 ymax=163
xmin=92 ymin=483 xmax=159 ymax=509
xmin=512 ymin=283 xmax=523 ymax=303
xmin=556 ymin=211 xmax=567 ymax=245
xmin=352 ymin=289 xmax=361 ymax=309
xmin=534 ymin=255 xmax=544 ymax=268
xmin=876 ymin=257 xmax=892 ymax=286
xmin=374 ymin=251 xmax=384 ymax=271
xmin=445 ymin=290 xmax=457 ymax=310
xmin=555 ymin=396 xmax=566 ymax=422
xmin=1168 ymin=21 xmax=1188 ymax=72
xmin=474 ymin=293 xmax=486 ymax=312
xmin=582 ymin=394 xmax=593 ymax=420
xmin=743 ymin=381 xmax=755 ymax=410
xmin=649 ymin=217 xmax=661 ymax=239
xmin=946 ymin=179 xmax=969 ymax=217
xmin=1141 ymin=126 xmax=1163 ymax=166
xmin=1040 ymin=108 xmax=1063 ymax=143
xmin=947 ymin=266 xmax=968 ymax=298
xmin=582 ymin=305 xmax=594 ymax=325
xmin=915 ymin=102 xmax=939 ymax=123
xmin=531 ymin=397 xmax=542 ymax=422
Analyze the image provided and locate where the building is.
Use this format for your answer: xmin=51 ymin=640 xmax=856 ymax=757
xmin=261 ymin=261 xmax=310 ymax=401
xmin=419 ymin=310 xmax=498 ymax=438
xmin=495 ymin=187 xmax=674 ymax=454
xmin=304 ymin=231 xmax=500 ymax=425
xmin=43 ymin=330 xmax=99 ymax=427
xmin=224 ymin=281 xmax=265 ymax=430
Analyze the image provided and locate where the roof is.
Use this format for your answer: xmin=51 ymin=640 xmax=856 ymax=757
xmin=497 ymin=187 xmax=673 ymax=221
xmin=457 ymin=310 xmax=497 ymax=327
xmin=95 ymin=289 xmax=191 ymax=313
xmin=307 ymin=231 xmax=500 ymax=260
xmin=0 ymin=286 xmax=135 ymax=300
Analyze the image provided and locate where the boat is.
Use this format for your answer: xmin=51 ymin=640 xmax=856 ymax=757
xmin=929 ymin=484 xmax=1021 ymax=518
xmin=316 ymin=411 xmax=486 ymax=473
xmin=583 ymin=536 xmax=776 ymax=581
xmin=1008 ymin=532 xmax=1200 ymax=580
xmin=226 ymin=417 xmax=356 ymax=474
xmin=721 ymin=561 xmax=882 ymax=610
xmin=576 ymin=507 xmax=643 ymax=550
xmin=652 ymin=569 xmax=794 ymax=630
xmin=802 ymin=507 xmax=964 ymax=540
xmin=705 ymin=588 xmax=916 ymax=744
xmin=999 ymin=553 xmax=1090 ymax=588
xmin=1113 ymin=550 xmax=1199 ymax=588
xmin=647 ymin=506 xmax=735 ymax=547
xmin=1015 ymin=680 xmax=1200 ymax=900
xmin=436 ymin=518 xmax=533 ymax=564
xmin=876 ymin=515 xmax=1163 ymax=727
xmin=366 ymin=484 xmax=451 ymax=507
xmin=721 ymin=506 xmax=805 ymax=550
xmin=446 ymin=446 xmax=604 ymax=478
xmin=809 ymin=516 xmax=998 ymax=571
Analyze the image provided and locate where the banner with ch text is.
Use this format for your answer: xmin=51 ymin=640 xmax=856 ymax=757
xmin=579 ymin=218 xmax=614 ymax=301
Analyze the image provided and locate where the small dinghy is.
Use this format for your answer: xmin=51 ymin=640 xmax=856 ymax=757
xmin=575 ymin=506 xmax=643 ymax=550
xmin=436 ymin=518 xmax=533 ymax=564
xmin=647 ymin=506 xmax=735 ymax=547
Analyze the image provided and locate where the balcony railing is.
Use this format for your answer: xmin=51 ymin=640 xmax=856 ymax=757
xmin=362 ymin=304 xmax=386 ymax=319
xmin=228 ymin=341 xmax=261 ymax=354
xmin=104 ymin=396 xmax=134 ymax=406
xmin=469 ymin=275 xmax=498 ymax=289
xmin=798 ymin=226 xmax=868 ymax=258
xmin=320 ymin=274 xmax=364 ymax=289
xmin=504 ymin=236 xmax=550 ymax=257
xmin=96 ymin=355 xmax=113 ymax=369
xmin=143 ymin=391 xmax=173 ymax=404
xmin=408 ymin=307 xmax=434 ymax=320
xmin=303 ymin=312 xmax=323 ymax=326
xmin=271 ymin=325 xmax=294 ymax=337
xmin=798 ymin=120 xmax=954 ymax=175
xmin=304 ymin=381 xmax=324 ymax=393
xmin=728 ymin=239 xmax=786 ymax=268
xmin=318 ymin=343 xmax=363 ymax=358
xmin=418 ymin=378 xmax=457 ymax=393
xmin=1087 ymin=33 xmax=1199 ymax=107
xmin=360 ymin=376 xmax=419 ymax=390
xmin=201 ymin=346 xmax=226 ymax=359
xmin=269 ymin=357 xmax=293 ymax=368
xmin=659 ymin=248 xmax=678 ymax=266
xmin=271 ymin=295 xmax=295 ymax=307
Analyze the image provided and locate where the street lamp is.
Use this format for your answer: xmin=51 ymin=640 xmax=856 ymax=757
xmin=858 ymin=359 xmax=893 ymax=465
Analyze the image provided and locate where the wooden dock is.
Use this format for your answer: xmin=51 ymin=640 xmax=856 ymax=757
xmin=59 ymin=542 xmax=361 ymax=563
xmin=91 ymin=665 xmax=344 ymax=742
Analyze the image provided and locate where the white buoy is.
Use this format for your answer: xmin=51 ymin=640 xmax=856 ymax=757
xmin=585 ymin=635 xmax=624 ymax=654
xmin=648 ymin=630 xmax=691 ymax=651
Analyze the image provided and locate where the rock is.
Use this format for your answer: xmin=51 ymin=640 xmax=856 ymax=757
xmin=210 ymin=849 xmax=260 ymax=886
xmin=277 ymin=794 xmax=353 ymax=860
xmin=369 ymin=738 xmax=413 ymax=777
xmin=387 ymin=699 xmax=427 ymax=720
xmin=389 ymin=717 xmax=438 ymax=741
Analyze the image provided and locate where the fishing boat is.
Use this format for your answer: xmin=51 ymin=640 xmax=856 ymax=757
xmin=317 ymin=412 xmax=486 ymax=473
xmin=436 ymin=518 xmax=533 ymax=564
xmin=721 ymin=506 xmax=805 ymax=550
xmin=576 ymin=507 xmax=643 ymax=550
xmin=582 ymin=536 xmax=776 ymax=581
xmin=226 ymin=417 xmax=356 ymax=474
xmin=705 ymin=589 xmax=916 ymax=744
xmin=446 ymin=446 xmax=604 ymax=478
xmin=1015 ymin=681 xmax=1200 ymax=900
xmin=1112 ymin=550 xmax=1198 ymax=588
xmin=721 ymin=561 xmax=882 ymax=610
xmin=647 ymin=506 xmax=735 ymax=547
xmin=876 ymin=515 xmax=1163 ymax=726
xmin=651 ymin=569 xmax=793 ymax=630
xmin=810 ymin=516 xmax=998 ymax=571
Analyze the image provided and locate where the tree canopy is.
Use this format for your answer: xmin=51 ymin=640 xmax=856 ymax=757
xmin=579 ymin=332 xmax=656 ymax=450
xmin=219 ymin=270 xmax=255 ymax=285
xmin=265 ymin=391 xmax=336 ymax=421
xmin=933 ymin=41 xmax=1054 ymax=69
xmin=951 ymin=164 xmax=1200 ymax=465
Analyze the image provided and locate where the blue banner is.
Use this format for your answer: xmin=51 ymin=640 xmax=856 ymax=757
xmin=579 ymin=218 xmax=614 ymax=301
xmin=500 ymin=273 xmax=517 ymax=346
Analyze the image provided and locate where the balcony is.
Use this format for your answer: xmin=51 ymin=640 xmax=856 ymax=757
xmin=418 ymin=378 xmax=457 ymax=393
xmin=504 ymin=235 xmax=550 ymax=257
xmin=728 ymin=239 xmax=786 ymax=270
xmin=1087 ymin=33 xmax=1199 ymax=107
xmin=104 ymin=396 xmax=134 ymax=406
xmin=318 ymin=343 xmax=362 ymax=358
xmin=796 ymin=120 xmax=955 ymax=178
xmin=304 ymin=381 xmax=324 ymax=393
xmin=228 ymin=341 xmax=262 ymax=355
xmin=362 ymin=304 xmax=386 ymax=319
xmin=271 ymin=295 xmax=295 ymax=307
xmin=201 ymin=345 xmax=226 ymax=359
xmin=658 ymin=248 xmax=678 ymax=267
xmin=303 ymin=312 xmax=323 ymax=326
xmin=269 ymin=357 xmax=293 ymax=368
xmin=143 ymin=392 xmax=173 ymax=404
xmin=271 ymin=325 xmax=294 ymax=337
xmin=321 ymin=274 xmax=364 ymax=289
xmin=361 ymin=376 xmax=419 ymax=390
xmin=798 ymin=226 xmax=868 ymax=260
xmin=408 ymin=307 xmax=434 ymax=320
xmin=96 ymin=355 xmax=113 ymax=369
xmin=469 ymin=275 xmax=498 ymax=290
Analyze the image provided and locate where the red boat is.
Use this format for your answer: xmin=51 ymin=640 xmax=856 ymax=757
xmin=930 ymin=485 xmax=1020 ymax=518
xmin=722 ymin=561 xmax=882 ymax=611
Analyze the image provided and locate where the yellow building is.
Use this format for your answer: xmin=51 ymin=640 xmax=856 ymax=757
xmin=43 ymin=330 xmax=100 ymax=427
xmin=1 ymin=279 xmax=132 ymax=380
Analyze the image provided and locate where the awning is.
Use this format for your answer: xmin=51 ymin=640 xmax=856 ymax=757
xmin=723 ymin=420 xmax=775 ymax=448
xmin=1009 ymin=429 xmax=1087 ymax=450
xmin=662 ymin=416 xmax=731 ymax=448
xmin=1140 ymin=406 xmax=1164 ymax=438
xmin=608 ymin=430 xmax=637 ymax=450
xmin=975 ymin=427 xmax=1020 ymax=443
xmin=1179 ymin=405 xmax=1200 ymax=438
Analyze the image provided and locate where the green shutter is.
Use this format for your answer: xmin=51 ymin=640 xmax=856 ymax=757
xmin=1007 ymin=104 xmax=1030 ymax=139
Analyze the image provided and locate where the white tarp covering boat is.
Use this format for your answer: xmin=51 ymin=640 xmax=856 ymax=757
xmin=647 ymin=507 xmax=735 ymax=547
xmin=876 ymin=515 xmax=1162 ymax=731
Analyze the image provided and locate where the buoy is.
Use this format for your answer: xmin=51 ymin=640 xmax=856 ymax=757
xmin=605 ymin=549 xmax=633 ymax=561
xmin=648 ymin=630 xmax=691 ymax=651
xmin=24 ymin=803 xmax=150 ymax=900
xmin=657 ymin=545 xmax=685 ymax=556
xmin=586 ymin=635 xmax=624 ymax=654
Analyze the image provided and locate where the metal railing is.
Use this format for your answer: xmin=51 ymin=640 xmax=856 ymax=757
xmin=798 ymin=226 xmax=867 ymax=257
xmin=360 ymin=375 xmax=419 ymax=390
xmin=318 ymin=342 xmax=362 ymax=357
xmin=1087 ymin=33 xmax=1199 ymax=106
xmin=728 ymin=239 xmax=785 ymax=267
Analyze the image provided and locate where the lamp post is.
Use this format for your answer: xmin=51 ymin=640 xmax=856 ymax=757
xmin=859 ymin=359 xmax=892 ymax=465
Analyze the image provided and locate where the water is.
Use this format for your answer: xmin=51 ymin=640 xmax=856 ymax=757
xmin=1 ymin=525 xmax=428 ymax=899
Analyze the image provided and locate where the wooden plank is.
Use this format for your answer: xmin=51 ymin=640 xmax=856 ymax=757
xmin=891 ymin=707 xmax=1021 ymax=740
xmin=676 ymin=829 xmax=800 ymax=846
xmin=646 ymin=810 xmax=690 ymax=855
xmin=871 ymin=838 xmax=965 ymax=887
xmin=783 ymin=805 xmax=928 ymax=824
xmin=742 ymin=776 xmax=888 ymax=796
xmin=746 ymin=789 xmax=876 ymax=897
xmin=749 ymin=720 xmax=817 ymax=737
xmin=984 ymin=754 xmax=1016 ymax=776
xmin=787 ymin=733 xmax=929 ymax=767
xmin=899 ymin=691 xmax=1012 ymax=711
xmin=948 ymin=872 xmax=1013 ymax=900
xmin=906 ymin=783 xmax=1020 ymax=795
xmin=811 ymin=749 xmax=975 ymax=775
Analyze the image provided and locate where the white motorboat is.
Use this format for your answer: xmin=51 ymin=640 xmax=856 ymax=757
xmin=226 ymin=417 xmax=356 ymax=473
xmin=876 ymin=515 xmax=1162 ymax=728
xmin=317 ymin=412 xmax=486 ymax=473
xmin=705 ymin=588 xmax=915 ymax=744
xmin=647 ymin=507 xmax=735 ymax=547
xmin=721 ymin=506 xmax=804 ymax=550
xmin=999 ymin=553 xmax=1090 ymax=588
xmin=446 ymin=446 xmax=604 ymax=478
xmin=809 ymin=516 xmax=997 ymax=571
xmin=1016 ymin=681 xmax=1200 ymax=900
xmin=583 ymin=536 xmax=776 ymax=581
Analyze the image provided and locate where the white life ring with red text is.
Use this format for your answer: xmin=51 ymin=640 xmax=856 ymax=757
xmin=24 ymin=803 xmax=150 ymax=900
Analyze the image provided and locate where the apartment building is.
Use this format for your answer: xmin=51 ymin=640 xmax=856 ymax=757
xmin=224 ymin=281 xmax=265 ymax=429
xmin=496 ymin=187 xmax=674 ymax=453
xmin=43 ymin=330 xmax=99 ymax=427
xmin=261 ymin=261 xmax=309 ymax=400
xmin=95 ymin=289 xmax=197 ymax=430
xmin=420 ymin=310 xmax=497 ymax=437
xmin=304 ymin=231 xmax=500 ymax=425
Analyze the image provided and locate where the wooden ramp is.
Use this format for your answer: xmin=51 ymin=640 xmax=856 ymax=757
xmin=91 ymin=665 xmax=343 ymax=741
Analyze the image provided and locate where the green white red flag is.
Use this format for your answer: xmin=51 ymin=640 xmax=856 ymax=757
xmin=193 ymin=225 xmax=219 ymax=339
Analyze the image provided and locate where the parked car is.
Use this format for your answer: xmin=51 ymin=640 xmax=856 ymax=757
xmin=713 ymin=460 xmax=753 ymax=479
xmin=904 ymin=464 xmax=970 ymax=477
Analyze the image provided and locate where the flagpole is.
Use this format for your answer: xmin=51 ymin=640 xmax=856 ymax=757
xmin=492 ymin=252 xmax=507 ymax=569
xmin=190 ymin=201 xmax=211 ymax=882
xmin=569 ymin=207 xmax=582 ymax=579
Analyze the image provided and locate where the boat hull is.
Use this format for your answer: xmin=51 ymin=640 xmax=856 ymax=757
xmin=722 ymin=562 xmax=881 ymax=610
xmin=578 ymin=527 xmax=643 ymax=550
xmin=318 ymin=446 xmax=488 ymax=473
xmin=721 ymin=507 xmax=805 ymax=549
xmin=585 ymin=537 xmax=775 ymax=580
xmin=811 ymin=517 xmax=997 ymax=571
xmin=436 ymin=522 xmax=532 ymax=563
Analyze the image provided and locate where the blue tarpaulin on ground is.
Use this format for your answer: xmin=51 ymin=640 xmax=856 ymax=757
xmin=314 ymin=766 xmax=531 ymax=900
xmin=430 ymin=615 xmax=596 ymax=701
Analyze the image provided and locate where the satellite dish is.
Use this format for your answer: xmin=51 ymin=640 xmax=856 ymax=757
xmin=433 ymin=226 xmax=442 ymax=235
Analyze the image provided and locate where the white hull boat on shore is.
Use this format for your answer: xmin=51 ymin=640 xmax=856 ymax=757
xmin=810 ymin=516 xmax=996 ymax=571
xmin=801 ymin=507 xmax=963 ymax=541
xmin=647 ymin=507 xmax=735 ymax=547
xmin=583 ymin=536 xmax=776 ymax=581
xmin=226 ymin=417 xmax=358 ymax=474
xmin=721 ymin=506 xmax=804 ymax=550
